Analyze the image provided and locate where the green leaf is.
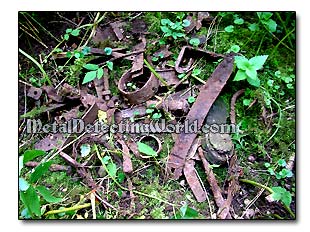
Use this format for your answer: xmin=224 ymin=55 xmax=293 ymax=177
xmin=97 ymin=68 xmax=104 ymax=79
xmin=80 ymin=144 xmax=91 ymax=157
xmin=267 ymin=79 xmax=274 ymax=87
xmin=245 ymin=66 xmax=258 ymax=80
xmin=264 ymin=162 xmax=271 ymax=168
xmin=271 ymin=187 xmax=292 ymax=207
xmin=137 ymin=142 xmax=157 ymax=157
xmin=102 ymin=156 xmax=111 ymax=165
xmin=175 ymin=32 xmax=185 ymax=38
xmin=160 ymin=26 xmax=171 ymax=34
xmin=20 ymin=208 xmax=31 ymax=219
xmin=104 ymin=47 xmax=113 ymax=55
xmin=230 ymin=45 xmax=240 ymax=53
xmin=36 ymin=185 xmax=62 ymax=203
xmin=243 ymin=99 xmax=251 ymax=106
xmin=224 ymin=25 xmax=234 ymax=33
xmin=247 ymin=76 xmax=260 ymax=87
xmin=248 ymin=23 xmax=259 ymax=32
xmin=83 ymin=64 xmax=99 ymax=71
xmin=189 ymin=38 xmax=200 ymax=47
xmin=233 ymin=70 xmax=248 ymax=81
xmin=23 ymin=150 xmax=46 ymax=163
xmin=70 ymin=29 xmax=80 ymax=36
xmin=266 ymin=19 xmax=277 ymax=33
xmin=66 ymin=51 xmax=72 ymax=58
xmin=20 ymin=185 xmax=41 ymax=217
xmin=277 ymin=159 xmax=287 ymax=167
xmin=187 ymin=96 xmax=196 ymax=104
xmin=182 ymin=19 xmax=191 ymax=27
xmin=19 ymin=178 xmax=30 ymax=191
xmin=161 ymin=18 xmax=171 ymax=26
xmin=178 ymin=73 xmax=186 ymax=79
xmin=74 ymin=52 xmax=81 ymax=59
xmin=107 ymin=162 xmax=117 ymax=178
xmin=65 ymin=28 xmax=73 ymax=34
xmin=268 ymin=167 xmax=275 ymax=175
xmin=82 ymin=71 xmax=97 ymax=84
xmin=152 ymin=56 xmax=159 ymax=62
xmin=146 ymin=108 xmax=154 ymax=114
xmin=257 ymin=12 xmax=273 ymax=21
xmin=234 ymin=18 xmax=244 ymax=25
xmin=234 ymin=56 xmax=250 ymax=70
xmin=82 ymin=46 xmax=91 ymax=55
xmin=30 ymin=161 xmax=53 ymax=183
xmin=106 ymin=61 xmax=113 ymax=71
xmin=249 ymin=55 xmax=268 ymax=70
xmin=64 ymin=34 xmax=69 ymax=40
xmin=152 ymin=113 xmax=162 ymax=119
xmin=192 ymin=68 xmax=201 ymax=76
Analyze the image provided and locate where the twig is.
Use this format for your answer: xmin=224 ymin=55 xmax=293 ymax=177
xmin=44 ymin=203 xmax=91 ymax=216
xmin=143 ymin=59 xmax=169 ymax=87
xmin=230 ymin=89 xmax=245 ymax=124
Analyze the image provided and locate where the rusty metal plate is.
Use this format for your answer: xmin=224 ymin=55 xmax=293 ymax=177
xmin=167 ymin=55 xmax=234 ymax=179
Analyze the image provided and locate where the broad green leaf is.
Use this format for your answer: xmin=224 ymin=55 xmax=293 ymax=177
xmin=234 ymin=18 xmax=244 ymax=25
xmin=146 ymin=108 xmax=154 ymax=114
xmin=64 ymin=34 xmax=69 ymax=40
xmin=271 ymin=187 xmax=292 ymax=207
xmin=277 ymin=159 xmax=287 ymax=167
xmin=152 ymin=113 xmax=162 ymax=119
xmin=23 ymin=150 xmax=46 ymax=163
xmin=82 ymin=46 xmax=91 ymax=55
xmin=20 ymin=185 xmax=41 ymax=217
xmin=70 ymin=29 xmax=80 ymax=36
xmin=104 ymin=47 xmax=113 ymax=55
xmin=245 ymin=66 xmax=258 ymax=80
xmin=20 ymin=208 xmax=31 ymax=219
xmin=267 ymin=79 xmax=274 ymax=87
xmin=80 ymin=144 xmax=91 ymax=157
xmin=182 ymin=19 xmax=191 ymax=27
xmin=36 ymin=185 xmax=62 ymax=203
xmin=74 ymin=52 xmax=81 ymax=59
xmin=107 ymin=162 xmax=117 ymax=178
xmin=230 ymin=45 xmax=240 ymax=53
xmin=247 ymin=76 xmax=260 ymax=87
xmin=233 ymin=70 xmax=247 ymax=81
xmin=266 ymin=19 xmax=277 ymax=33
xmin=160 ymin=26 xmax=171 ymax=34
xmin=249 ymin=55 xmax=268 ymax=70
xmin=224 ymin=25 xmax=234 ymax=33
xmin=257 ymin=12 xmax=273 ymax=21
xmin=264 ymin=162 xmax=271 ymax=168
xmin=117 ymin=170 xmax=126 ymax=183
xmin=106 ymin=61 xmax=113 ymax=71
xmin=65 ymin=28 xmax=73 ymax=34
xmin=187 ymin=96 xmax=196 ymax=104
xmin=234 ymin=56 xmax=250 ymax=70
xmin=102 ymin=156 xmax=111 ymax=165
xmin=192 ymin=68 xmax=201 ymax=76
xmin=97 ymin=68 xmax=104 ymax=79
xmin=82 ymin=71 xmax=97 ymax=84
xmin=152 ymin=56 xmax=159 ymax=62
xmin=19 ymin=178 xmax=30 ymax=191
xmin=189 ymin=38 xmax=200 ymax=47
xmin=243 ymin=99 xmax=251 ymax=106
xmin=161 ymin=18 xmax=171 ymax=26
xmin=30 ymin=161 xmax=53 ymax=183
xmin=137 ymin=142 xmax=157 ymax=157
xmin=248 ymin=23 xmax=259 ymax=32
xmin=83 ymin=64 xmax=99 ymax=71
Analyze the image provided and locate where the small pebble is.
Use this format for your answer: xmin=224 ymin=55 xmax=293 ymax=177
xmin=248 ymin=155 xmax=256 ymax=162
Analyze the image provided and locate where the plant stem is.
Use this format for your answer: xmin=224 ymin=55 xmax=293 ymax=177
xmin=143 ymin=59 xmax=169 ymax=87
xmin=44 ymin=203 xmax=91 ymax=216
xmin=240 ymin=179 xmax=273 ymax=193
xmin=275 ymin=12 xmax=293 ymax=48
xmin=240 ymin=179 xmax=295 ymax=219
xmin=94 ymin=144 xmax=175 ymax=206
xmin=269 ymin=28 xmax=295 ymax=58
xmin=19 ymin=48 xmax=52 ymax=85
